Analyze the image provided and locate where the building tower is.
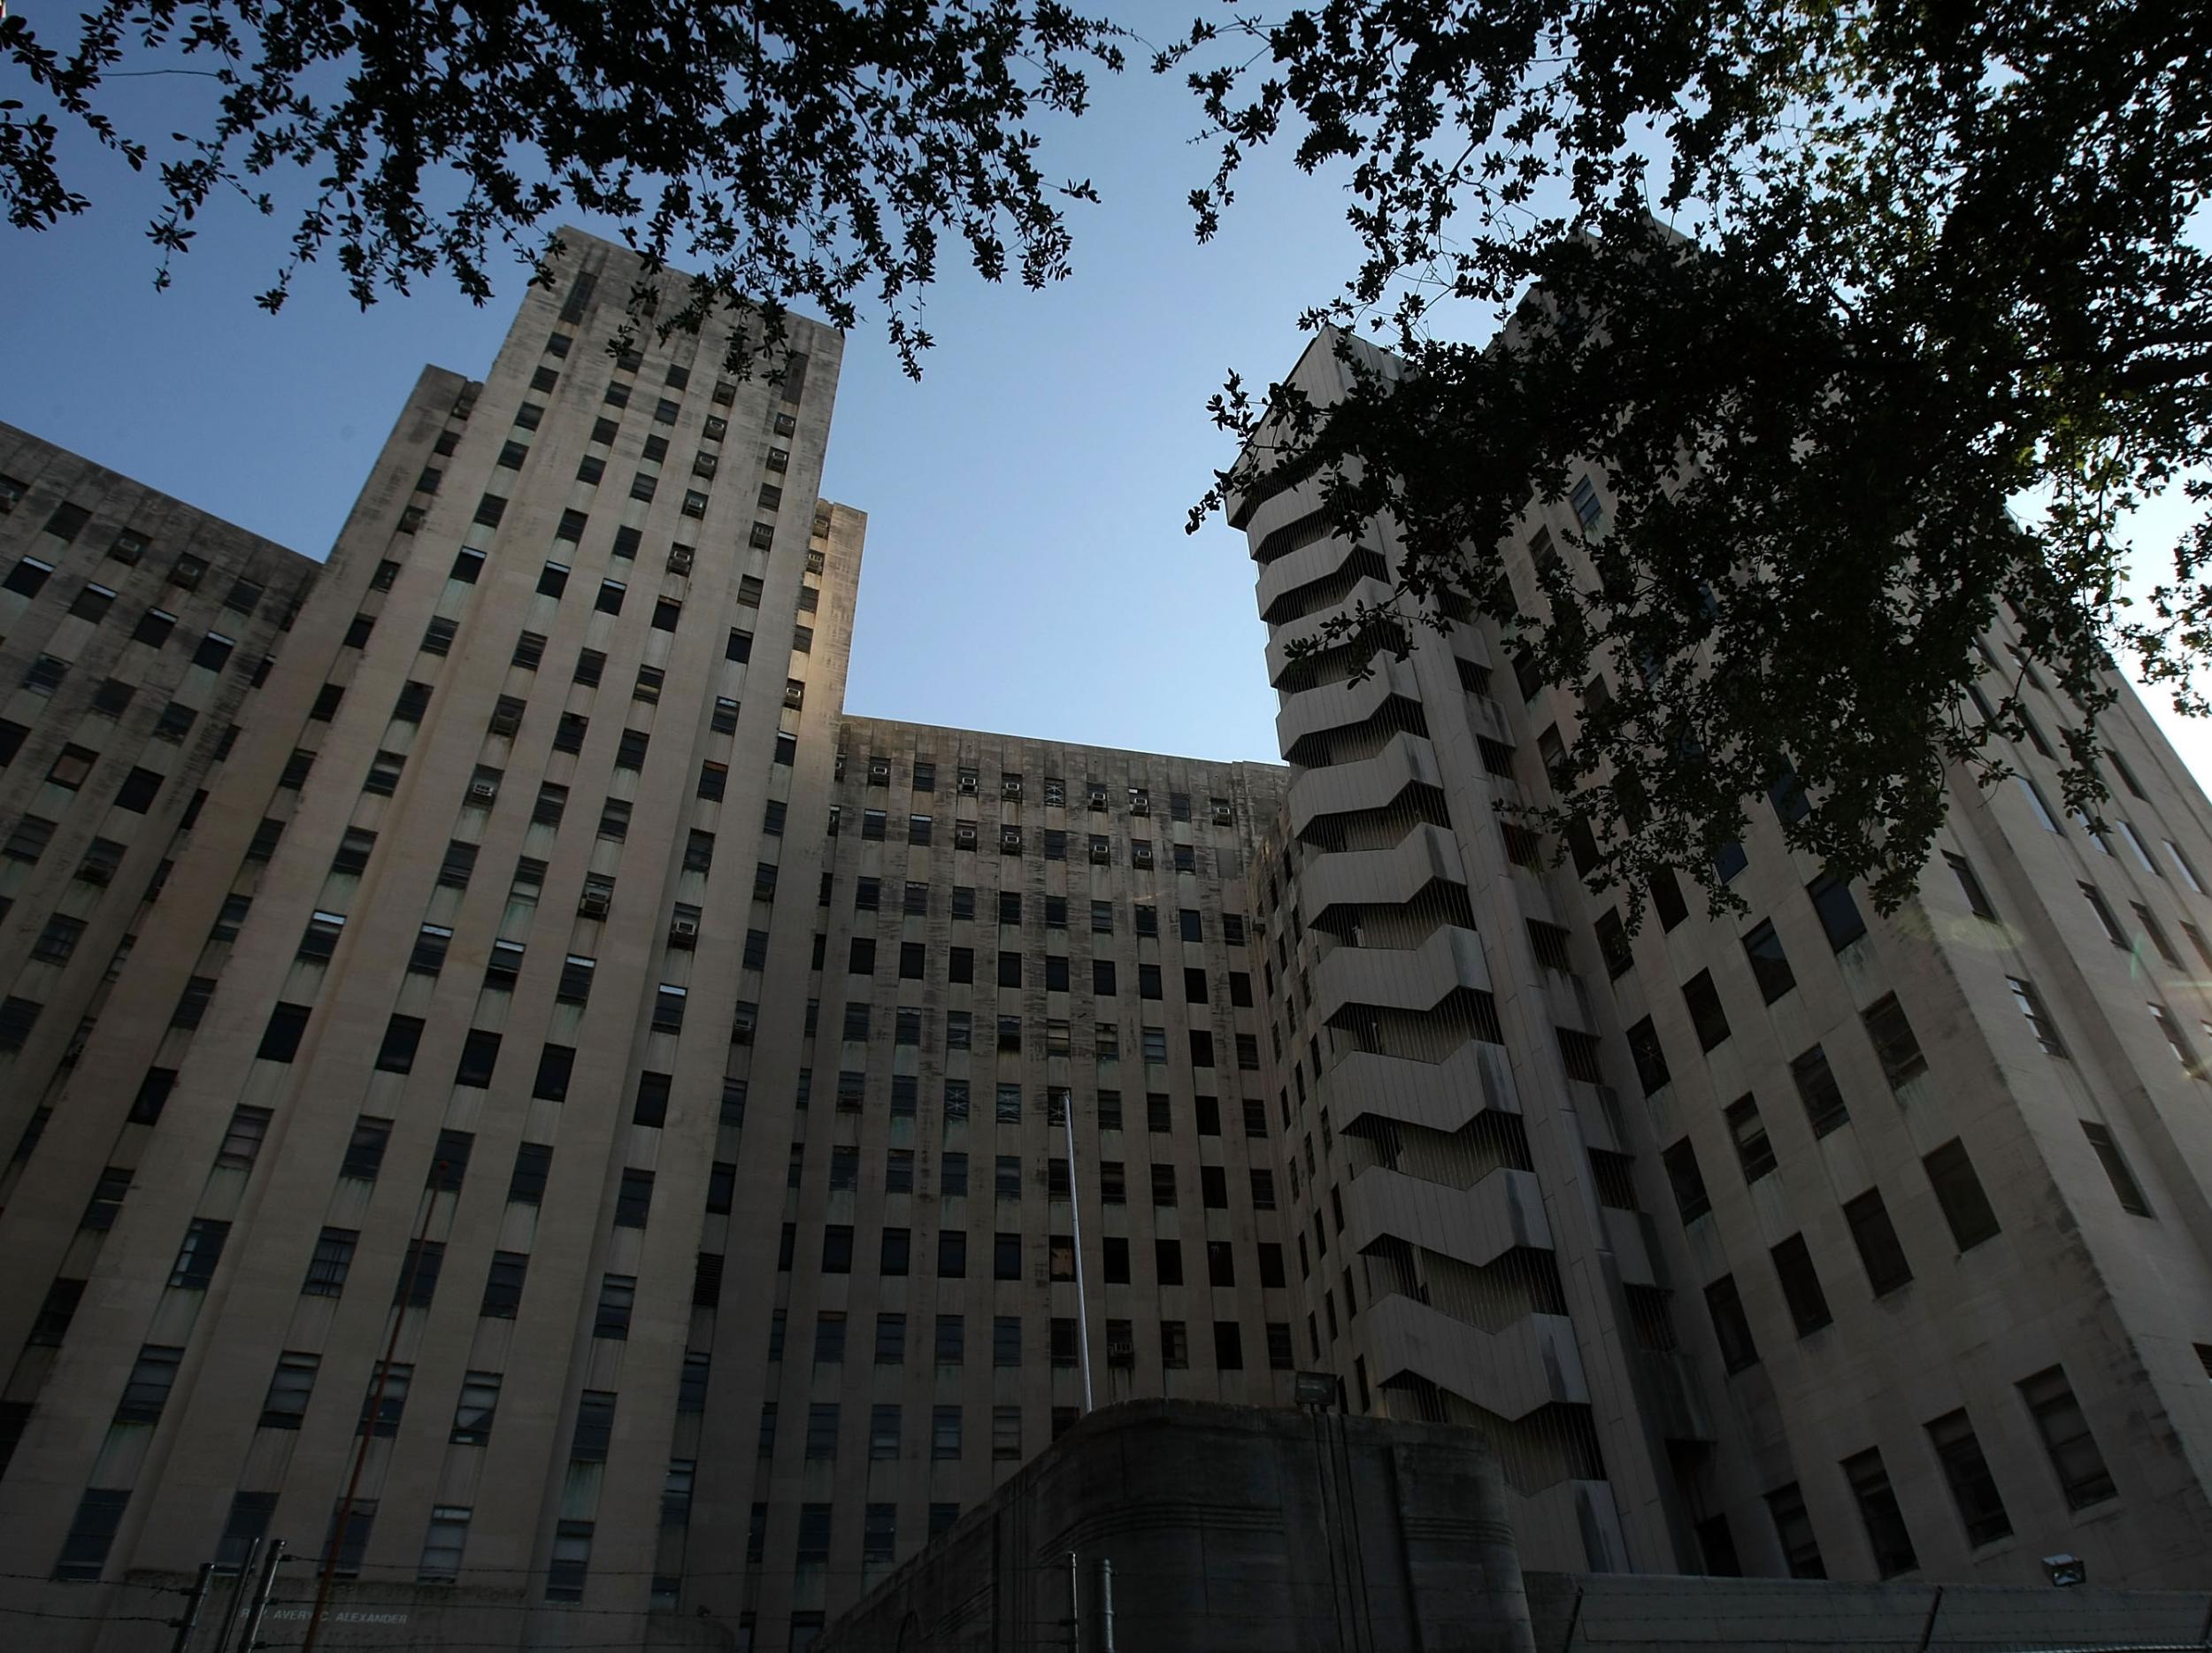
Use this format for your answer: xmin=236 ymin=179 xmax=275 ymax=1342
xmin=0 ymin=232 xmax=1294 ymax=1653
xmin=1234 ymin=329 xmax=2212 ymax=1588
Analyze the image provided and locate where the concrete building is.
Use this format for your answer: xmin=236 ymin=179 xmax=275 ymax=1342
xmin=4 ymin=234 xmax=2212 ymax=1653
xmin=0 ymin=232 xmax=1290 ymax=1653
xmin=1233 ymin=329 xmax=2212 ymax=1589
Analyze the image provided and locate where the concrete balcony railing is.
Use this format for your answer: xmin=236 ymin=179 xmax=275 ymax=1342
xmin=1360 ymin=1295 xmax=1590 ymax=1419
xmin=1320 ymin=1041 xmax=1523 ymax=1137
xmin=1287 ymin=730 xmax=1441 ymax=841
xmin=1256 ymin=520 xmax=1371 ymax=615
xmin=1275 ymin=654 xmax=1422 ymax=759
xmin=1263 ymin=574 xmax=1397 ymax=683
xmin=1238 ymin=469 xmax=1330 ymax=544
xmin=1297 ymin=820 xmax=1466 ymax=926
xmin=1347 ymin=1165 xmax=1553 ymax=1271
xmin=1313 ymin=922 xmax=1489 ymax=1028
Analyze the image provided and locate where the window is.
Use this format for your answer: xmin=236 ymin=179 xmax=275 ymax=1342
xmin=2018 ymin=1365 xmax=2117 ymax=1509
xmin=1725 ymin=1093 xmax=1778 ymax=1186
xmin=571 ymin=1393 xmax=617 ymax=1464
xmin=1807 ymin=871 xmax=1866 ymax=950
xmin=1923 ymin=1137 xmax=2001 ymax=1249
xmin=1926 ymin=1409 xmax=2011 ymax=1546
xmin=1843 ymin=1188 xmax=1912 ymax=1294
xmin=1770 ymin=1235 xmax=1832 ymax=1335
xmin=454 ymin=1028 xmax=502 ymax=1088
xmin=214 ymin=1105 xmax=273 ymax=1171
xmin=1704 ymin=1274 xmax=1757 ymax=1372
xmin=2081 ymin=1120 xmax=2153 ymax=1216
xmin=1843 ymin=1449 xmax=1919 ymax=1578
xmin=1786 ymin=1043 xmax=1849 ymax=1137
xmin=112 ymin=765 xmax=163 ymax=812
xmin=1626 ymin=1018 xmax=1671 ymax=1096
xmin=303 ymin=1228 xmax=357 ymax=1295
xmin=258 ymin=1352 xmax=319 ymax=1429
xmin=53 ymin=1488 xmax=130 ymax=1580
xmin=257 ymin=1001 xmax=311 ymax=1063
xmin=168 ymin=1219 xmax=230 ymax=1288
xmin=2005 ymin=976 xmax=2068 ymax=1056
xmin=1740 ymin=919 xmax=1794 ymax=1002
xmin=992 ymin=1404 xmax=1022 ymax=1459
xmin=1862 ymin=994 xmax=1928 ymax=1088
xmin=933 ymin=1405 xmax=963 ymax=1458
xmin=1682 ymin=971 xmax=1731 ymax=1050
xmin=508 ymin=1143 xmax=552 ymax=1204
xmin=115 ymin=1344 xmax=184 ymax=1423
xmin=2150 ymin=1000 xmax=2202 ymax=1075
xmin=1663 ymin=1139 xmax=1711 ymax=1222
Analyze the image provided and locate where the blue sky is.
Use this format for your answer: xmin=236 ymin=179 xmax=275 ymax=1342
xmin=0 ymin=6 xmax=1351 ymax=765
xmin=5 ymin=10 xmax=2209 ymax=788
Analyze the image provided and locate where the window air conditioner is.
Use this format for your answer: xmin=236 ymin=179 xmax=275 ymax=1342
xmin=469 ymin=779 xmax=500 ymax=802
xmin=669 ymin=918 xmax=700 ymax=946
xmin=579 ymin=888 xmax=611 ymax=918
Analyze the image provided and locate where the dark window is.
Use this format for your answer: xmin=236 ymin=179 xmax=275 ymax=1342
xmin=454 ymin=1029 xmax=502 ymax=1088
xmin=1626 ymin=1017 xmax=1671 ymax=1096
xmin=1740 ymin=919 xmax=1794 ymax=1002
xmin=1682 ymin=971 xmax=1731 ymax=1050
xmin=1863 ymin=994 xmax=1928 ymax=1089
xmin=113 ymin=766 xmax=163 ymax=813
xmin=1927 ymin=1409 xmax=2012 ymax=1546
xmin=1843 ymin=1188 xmax=1913 ymax=1294
xmin=1843 ymin=1449 xmax=1919 ymax=1578
xmin=2019 ymin=1365 xmax=2117 ymax=1509
xmin=1789 ymin=1044 xmax=1849 ymax=1136
xmin=1807 ymin=872 xmax=1867 ymax=950
xmin=257 ymin=1002 xmax=311 ymax=1063
xmin=2081 ymin=1121 xmax=2153 ymax=1217
xmin=1663 ymin=1139 xmax=1711 ymax=1222
xmin=1704 ymin=1274 xmax=1757 ymax=1372
xmin=1924 ymin=1138 xmax=2001 ymax=1249
xmin=1770 ymin=1234 xmax=1832 ymax=1335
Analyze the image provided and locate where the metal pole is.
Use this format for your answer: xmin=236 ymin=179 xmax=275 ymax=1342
xmin=1063 ymin=1106 xmax=1094 ymax=1412
xmin=208 ymin=1542 xmax=259 ymax=1653
xmin=1101 ymin=1557 xmax=1116 ymax=1653
xmin=169 ymin=1562 xmax=216 ymax=1653
xmin=1068 ymin=1549 xmax=1080 ymax=1653
xmin=233 ymin=1539 xmax=285 ymax=1653
xmin=303 ymin=1170 xmax=442 ymax=1653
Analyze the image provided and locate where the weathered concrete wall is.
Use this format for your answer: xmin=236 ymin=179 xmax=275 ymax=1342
xmin=816 ymin=1399 xmax=1536 ymax=1653
xmin=1524 ymin=1571 xmax=2212 ymax=1650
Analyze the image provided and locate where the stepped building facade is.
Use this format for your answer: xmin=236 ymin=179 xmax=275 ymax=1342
xmin=0 ymin=239 xmax=2207 ymax=1651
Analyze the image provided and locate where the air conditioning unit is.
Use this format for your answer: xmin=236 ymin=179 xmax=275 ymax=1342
xmin=469 ymin=779 xmax=500 ymax=802
xmin=668 ymin=917 xmax=700 ymax=947
xmin=489 ymin=708 xmax=521 ymax=736
xmin=1001 ymin=779 xmax=1023 ymax=800
xmin=826 ymin=806 xmax=842 ymax=835
xmin=1212 ymin=803 xmax=1235 ymax=826
xmin=1000 ymin=827 xmax=1023 ymax=852
xmin=1088 ymin=788 xmax=1109 ymax=811
xmin=783 ymin=682 xmax=805 ymax=708
xmin=1129 ymin=793 xmax=1151 ymax=817
xmin=578 ymin=888 xmax=611 ymax=918
xmin=1089 ymin=841 xmax=1111 ymax=865
xmin=668 ymin=547 xmax=695 ymax=576
xmin=958 ymin=773 xmax=979 ymax=796
xmin=868 ymin=759 xmax=890 ymax=783
xmin=1133 ymin=844 xmax=1154 ymax=868
xmin=954 ymin=823 xmax=979 ymax=850
xmin=78 ymin=863 xmax=112 ymax=886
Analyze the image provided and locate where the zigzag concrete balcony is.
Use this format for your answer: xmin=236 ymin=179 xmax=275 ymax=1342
xmin=1362 ymin=1293 xmax=1590 ymax=1419
xmin=1263 ymin=575 xmax=1397 ymax=684
xmin=1276 ymin=655 xmax=1423 ymax=764
xmin=1314 ymin=922 xmax=1489 ymax=1029
xmin=1321 ymin=1040 xmax=1524 ymax=1137
xmin=1296 ymin=820 xmax=1465 ymax=927
xmin=1347 ymin=1165 xmax=1553 ymax=1272
xmin=1257 ymin=528 xmax=1371 ymax=619
xmin=1287 ymin=731 xmax=1441 ymax=842
xmin=1237 ymin=468 xmax=1331 ymax=542
xmin=1262 ymin=550 xmax=1393 ymax=628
